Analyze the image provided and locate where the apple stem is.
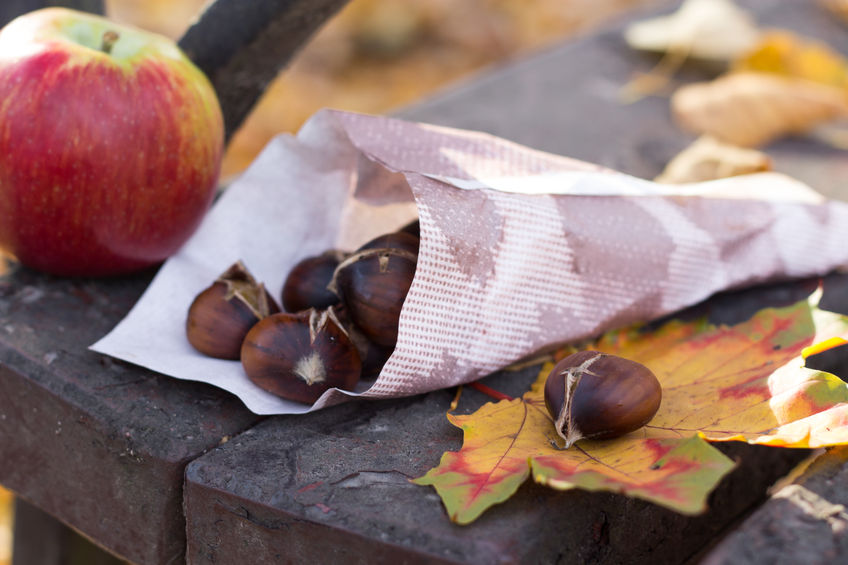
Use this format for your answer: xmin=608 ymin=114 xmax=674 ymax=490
xmin=101 ymin=30 xmax=119 ymax=55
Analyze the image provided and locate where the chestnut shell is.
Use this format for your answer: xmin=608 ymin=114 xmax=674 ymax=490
xmin=282 ymin=250 xmax=345 ymax=312
xmin=241 ymin=309 xmax=361 ymax=404
xmin=544 ymin=350 xmax=662 ymax=447
xmin=186 ymin=262 xmax=280 ymax=360
xmin=357 ymin=231 xmax=420 ymax=255
xmin=330 ymin=248 xmax=416 ymax=347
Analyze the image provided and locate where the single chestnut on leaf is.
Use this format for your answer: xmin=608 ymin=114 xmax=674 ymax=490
xmin=186 ymin=261 xmax=280 ymax=360
xmin=281 ymin=250 xmax=346 ymax=312
xmin=544 ymin=350 xmax=662 ymax=449
xmin=329 ymin=246 xmax=417 ymax=348
xmin=241 ymin=307 xmax=361 ymax=404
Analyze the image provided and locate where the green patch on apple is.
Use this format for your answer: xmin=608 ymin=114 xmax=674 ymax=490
xmin=59 ymin=18 xmax=182 ymax=62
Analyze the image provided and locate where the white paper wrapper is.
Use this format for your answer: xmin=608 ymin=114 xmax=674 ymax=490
xmin=92 ymin=110 xmax=848 ymax=415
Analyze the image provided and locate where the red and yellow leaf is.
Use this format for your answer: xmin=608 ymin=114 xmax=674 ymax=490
xmin=416 ymin=295 xmax=848 ymax=524
xmin=415 ymin=367 xmax=735 ymax=523
xmin=530 ymin=435 xmax=733 ymax=514
xmin=599 ymin=300 xmax=848 ymax=447
xmin=413 ymin=397 xmax=548 ymax=524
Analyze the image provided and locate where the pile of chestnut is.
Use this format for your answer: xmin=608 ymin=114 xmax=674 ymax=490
xmin=186 ymin=218 xmax=664 ymax=445
xmin=186 ymin=221 xmax=420 ymax=403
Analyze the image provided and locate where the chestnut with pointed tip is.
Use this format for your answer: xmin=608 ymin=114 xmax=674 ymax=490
xmin=186 ymin=261 xmax=280 ymax=359
xmin=544 ymin=350 xmax=661 ymax=448
xmin=240 ymin=307 xmax=361 ymax=403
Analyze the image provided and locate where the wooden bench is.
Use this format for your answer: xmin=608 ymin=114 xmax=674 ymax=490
xmin=2 ymin=1 xmax=847 ymax=563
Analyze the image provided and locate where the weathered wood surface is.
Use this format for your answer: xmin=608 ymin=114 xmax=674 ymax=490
xmin=183 ymin=2 xmax=848 ymax=563
xmin=702 ymin=445 xmax=848 ymax=565
xmin=0 ymin=267 xmax=262 ymax=564
xmin=184 ymin=371 xmax=809 ymax=565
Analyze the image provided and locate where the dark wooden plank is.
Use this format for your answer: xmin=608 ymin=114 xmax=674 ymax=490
xmin=178 ymin=0 xmax=350 ymax=140
xmin=701 ymin=445 xmax=848 ymax=565
xmin=183 ymin=2 xmax=845 ymax=562
xmin=183 ymin=359 xmax=809 ymax=564
xmin=0 ymin=266 xmax=262 ymax=565
xmin=0 ymin=0 xmax=104 ymax=28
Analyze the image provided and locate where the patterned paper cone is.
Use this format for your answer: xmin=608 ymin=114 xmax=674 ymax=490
xmin=92 ymin=110 xmax=848 ymax=415
xmin=310 ymin=111 xmax=848 ymax=409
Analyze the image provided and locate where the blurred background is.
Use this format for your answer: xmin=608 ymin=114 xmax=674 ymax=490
xmin=109 ymin=0 xmax=659 ymax=180
xmin=0 ymin=0 xmax=655 ymax=563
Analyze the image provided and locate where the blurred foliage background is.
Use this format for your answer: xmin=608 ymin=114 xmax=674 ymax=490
xmin=0 ymin=0 xmax=654 ymax=563
xmin=109 ymin=0 xmax=657 ymax=180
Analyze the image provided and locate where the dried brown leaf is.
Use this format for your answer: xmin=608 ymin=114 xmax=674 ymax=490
xmin=671 ymin=72 xmax=848 ymax=147
xmin=655 ymin=135 xmax=771 ymax=184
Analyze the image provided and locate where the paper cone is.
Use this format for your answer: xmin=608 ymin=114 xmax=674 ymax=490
xmin=93 ymin=110 xmax=848 ymax=414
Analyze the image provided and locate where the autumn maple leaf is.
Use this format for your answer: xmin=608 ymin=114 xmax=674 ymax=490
xmin=415 ymin=296 xmax=848 ymax=524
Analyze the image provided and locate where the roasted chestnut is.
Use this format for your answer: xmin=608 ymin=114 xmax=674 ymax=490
xmin=329 ymin=247 xmax=417 ymax=347
xmin=544 ymin=351 xmax=662 ymax=448
xmin=281 ymin=250 xmax=346 ymax=312
xmin=240 ymin=307 xmax=361 ymax=403
xmin=186 ymin=261 xmax=280 ymax=359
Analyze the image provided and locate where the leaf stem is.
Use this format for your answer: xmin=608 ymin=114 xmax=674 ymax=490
xmin=468 ymin=381 xmax=513 ymax=401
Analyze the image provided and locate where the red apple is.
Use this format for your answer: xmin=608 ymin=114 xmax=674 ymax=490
xmin=0 ymin=8 xmax=224 ymax=276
